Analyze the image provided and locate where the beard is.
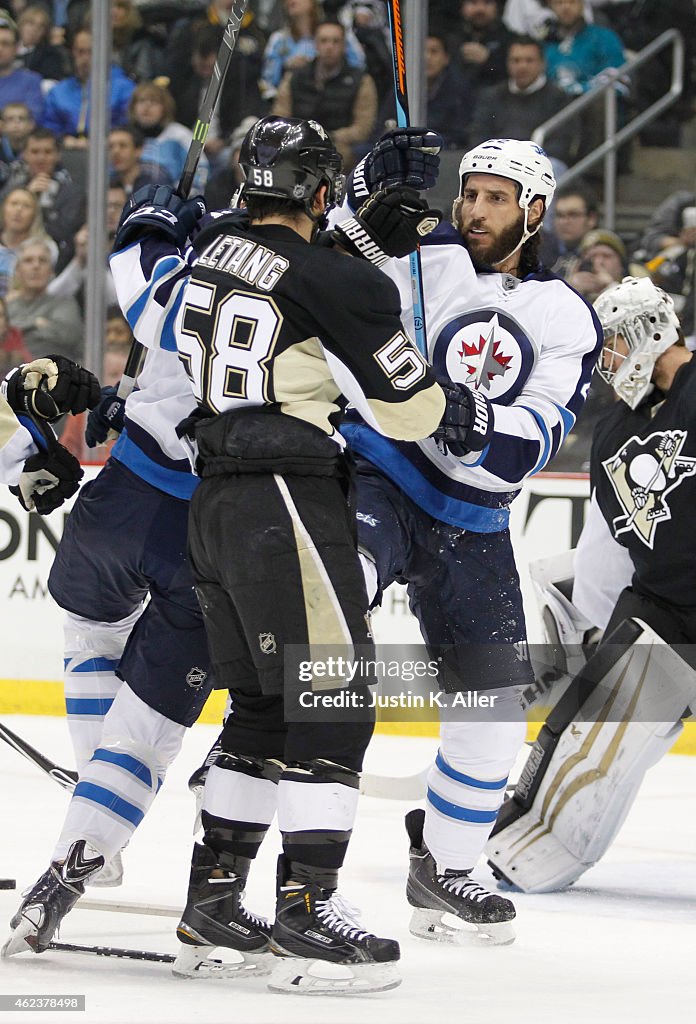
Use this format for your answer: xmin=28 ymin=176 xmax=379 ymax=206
xmin=460 ymin=209 xmax=527 ymax=271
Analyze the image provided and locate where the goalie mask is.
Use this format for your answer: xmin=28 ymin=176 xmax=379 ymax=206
xmin=594 ymin=276 xmax=681 ymax=409
xmin=237 ymin=116 xmax=345 ymax=222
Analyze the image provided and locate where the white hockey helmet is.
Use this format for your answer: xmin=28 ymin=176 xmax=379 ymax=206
xmin=594 ymin=276 xmax=681 ymax=409
xmin=458 ymin=138 xmax=556 ymax=210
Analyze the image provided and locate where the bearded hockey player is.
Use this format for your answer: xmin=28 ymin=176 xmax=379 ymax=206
xmin=487 ymin=276 xmax=696 ymax=892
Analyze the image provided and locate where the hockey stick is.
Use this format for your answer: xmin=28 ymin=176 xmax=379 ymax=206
xmin=76 ymin=898 xmax=180 ymax=918
xmin=117 ymin=0 xmax=250 ymax=400
xmin=48 ymin=941 xmax=176 ymax=964
xmin=386 ymin=0 xmax=428 ymax=358
xmin=0 ymin=721 xmax=77 ymax=792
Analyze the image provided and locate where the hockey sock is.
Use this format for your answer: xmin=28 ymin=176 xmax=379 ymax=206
xmin=201 ymin=753 xmax=282 ymax=867
xmin=278 ymin=760 xmax=360 ymax=888
xmin=53 ymin=683 xmax=186 ymax=863
xmin=424 ymin=698 xmax=526 ymax=870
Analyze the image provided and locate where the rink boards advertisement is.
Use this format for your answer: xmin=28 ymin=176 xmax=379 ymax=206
xmin=0 ymin=467 xmax=590 ymax=683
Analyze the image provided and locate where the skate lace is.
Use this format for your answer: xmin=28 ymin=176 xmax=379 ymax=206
xmin=315 ymin=893 xmax=370 ymax=942
xmin=438 ymin=873 xmax=490 ymax=903
xmin=238 ymin=889 xmax=269 ymax=929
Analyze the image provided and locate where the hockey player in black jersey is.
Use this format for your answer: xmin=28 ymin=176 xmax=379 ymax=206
xmin=488 ymin=276 xmax=696 ymax=891
xmin=106 ymin=115 xmax=463 ymax=993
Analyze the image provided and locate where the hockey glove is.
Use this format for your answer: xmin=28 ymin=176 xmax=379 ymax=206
xmin=332 ymin=186 xmax=442 ymax=267
xmin=364 ymin=128 xmax=443 ymax=192
xmin=10 ymin=443 xmax=83 ymax=514
xmin=2 ymin=356 xmax=100 ymax=421
xmin=85 ymin=385 xmax=126 ymax=447
xmin=113 ymin=184 xmax=206 ymax=252
xmin=431 ymin=380 xmax=494 ymax=457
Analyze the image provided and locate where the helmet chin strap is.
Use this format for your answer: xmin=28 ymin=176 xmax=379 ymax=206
xmin=491 ymin=206 xmax=541 ymax=269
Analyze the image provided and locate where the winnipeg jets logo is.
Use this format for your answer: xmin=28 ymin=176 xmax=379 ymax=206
xmin=458 ymin=319 xmax=513 ymax=391
xmin=603 ymin=429 xmax=696 ymax=548
xmin=435 ymin=310 xmax=533 ymax=403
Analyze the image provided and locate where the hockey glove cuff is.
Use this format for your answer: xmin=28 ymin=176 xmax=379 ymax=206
xmin=10 ymin=443 xmax=83 ymax=514
xmin=114 ymin=185 xmax=206 ymax=252
xmin=2 ymin=356 xmax=100 ymax=421
xmin=431 ymin=380 xmax=494 ymax=457
xmin=85 ymin=385 xmax=127 ymax=447
xmin=332 ymin=186 xmax=441 ymax=266
xmin=364 ymin=128 xmax=443 ymax=192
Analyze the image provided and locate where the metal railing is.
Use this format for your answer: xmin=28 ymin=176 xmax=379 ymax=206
xmin=532 ymin=30 xmax=684 ymax=229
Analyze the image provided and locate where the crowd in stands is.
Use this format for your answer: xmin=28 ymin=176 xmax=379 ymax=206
xmin=0 ymin=0 xmax=693 ymax=471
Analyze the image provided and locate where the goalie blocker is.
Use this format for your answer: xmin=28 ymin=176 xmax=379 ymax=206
xmin=486 ymin=618 xmax=695 ymax=893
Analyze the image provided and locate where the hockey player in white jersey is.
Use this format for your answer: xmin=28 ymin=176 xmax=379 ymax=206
xmin=3 ymin=243 xmax=221 ymax=956
xmin=487 ymin=277 xmax=696 ymax=892
xmin=332 ymin=134 xmax=604 ymax=943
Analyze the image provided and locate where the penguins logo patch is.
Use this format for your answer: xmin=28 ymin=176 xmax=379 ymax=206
xmin=602 ymin=429 xmax=696 ymax=548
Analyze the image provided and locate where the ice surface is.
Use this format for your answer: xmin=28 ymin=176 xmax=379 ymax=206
xmin=1 ymin=716 xmax=693 ymax=1024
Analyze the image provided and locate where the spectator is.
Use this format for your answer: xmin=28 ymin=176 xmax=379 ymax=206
xmin=429 ymin=0 xmax=465 ymax=36
xmin=16 ymin=4 xmax=67 ymax=83
xmin=110 ymin=0 xmax=166 ymax=83
xmin=0 ymin=293 xmax=31 ymax=374
xmin=539 ymin=180 xmax=599 ymax=272
xmin=566 ymin=226 xmax=644 ymax=303
xmin=109 ymin=125 xmax=172 ymax=196
xmin=128 ymin=81 xmax=209 ymax=194
xmin=338 ymin=0 xmax=391 ymax=99
xmin=261 ymin=0 xmax=364 ymax=101
xmin=469 ymin=35 xmax=576 ymax=166
xmin=204 ymin=115 xmax=258 ymax=210
xmin=48 ymin=187 xmax=125 ymax=314
xmin=448 ymin=0 xmax=513 ymax=91
xmin=40 ymin=29 xmax=136 ymax=148
xmin=0 ymin=15 xmax=44 ymax=122
xmin=272 ymin=19 xmax=377 ymax=169
xmin=422 ymin=35 xmax=469 ymax=149
xmin=0 ymin=127 xmax=86 ymax=266
xmin=636 ymin=187 xmax=696 ymax=261
xmin=0 ymin=186 xmax=56 ymax=297
xmin=6 ymin=237 xmax=83 ymax=362
xmin=168 ymin=21 xmax=265 ymax=167
xmin=647 ymin=205 xmax=696 ymax=341
xmin=544 ymin=0 xmax=624 ymax=97
xmin=0 ymin=101 xmax=34 ymax=175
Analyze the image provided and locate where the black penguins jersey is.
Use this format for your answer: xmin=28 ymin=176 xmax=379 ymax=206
xmin=591 ymin=356 xmax=696 ymax=608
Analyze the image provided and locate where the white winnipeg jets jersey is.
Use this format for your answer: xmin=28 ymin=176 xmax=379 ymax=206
xmin=339 ymin=220 xmax=603 ymax=532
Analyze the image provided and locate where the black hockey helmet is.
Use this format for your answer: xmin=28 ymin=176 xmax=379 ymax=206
xmin=237 ymin=116 xmax=345 ymax=220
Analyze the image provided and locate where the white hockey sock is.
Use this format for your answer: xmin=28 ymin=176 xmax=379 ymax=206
xmin=53 ymin=684 xmax=186 ymax=863
xmin=424 ymin=694 xmax=526 ymax=871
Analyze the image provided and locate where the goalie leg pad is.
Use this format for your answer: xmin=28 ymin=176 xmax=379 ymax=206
xmin=486 ymin=619 xmax=695 ymax=892
xmin=53 ymin=683 xmax=187 ymax=863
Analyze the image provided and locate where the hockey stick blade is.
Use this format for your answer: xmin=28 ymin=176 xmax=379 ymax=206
xmin=48 ymin=941 xmax=176 ymax=964
xmin=360 ymin=767 xmax=428 ymax=800
xmin=77 ymin=898 xmax=180 ymax=918
xmin=0 ymin=721 xmax=77 ymax=792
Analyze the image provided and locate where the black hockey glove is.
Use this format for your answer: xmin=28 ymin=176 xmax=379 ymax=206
xmin=431 ymin=380 xmax=494 ymax=457
xmin=364 ymin=128 xmax=443 ymax=192
xmin=10 ymin=443 xmax=83 ymax=514
xmin=113 ymin=184 xmax=206 ymax=252
xmin=332 ymin=186 xmax=442 ymax=267
xmin=2 ymin=356 xmax=100 ymax=421
xmin=85 ymin=385 xmax=126 ymax=447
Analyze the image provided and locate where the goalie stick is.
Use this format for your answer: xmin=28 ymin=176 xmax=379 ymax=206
xmin=117 ymin=0 xmax=250 ymax=400
xmin=0 ymin=721 xmax=77 ymax=792
xmin=48 ymin=941 xmax=176 ymax=964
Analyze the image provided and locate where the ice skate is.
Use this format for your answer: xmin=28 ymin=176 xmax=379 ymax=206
xmin=2 ymin=840 xmax=104 ymax=957
xmin=406 ymin=809 xmax=516 ymax=946
xmin=268 ymin=855 xmax=401 ymax=994
xmin=173 ymin=843 xmax=272 ymax=979
xmin=87 ymin=851 xmax=124 ymax=888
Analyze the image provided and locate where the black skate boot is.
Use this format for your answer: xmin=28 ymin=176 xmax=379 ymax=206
xmin=173 ymin=842 xmax=272 ymax=979
xmin=269 ymin=855 xmax=401 ymax=994
xmin=2 ymin=840 xmax=104 ymax=957
xmin=405 ymin=808 xmax=516 ymax=946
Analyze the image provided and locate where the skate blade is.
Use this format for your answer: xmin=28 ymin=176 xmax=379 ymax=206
xmin=409 ymin=908 xmax=516 ymax=947
xmin=268 ymin=954 xmax=402 ymax=995
xmin=1 ymin=910 xmax=42 ymax=958
xmin=87 ymin=854 xmax=123 ymax=888
xmin=172 ymin=942 xmax=272 ymax=980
